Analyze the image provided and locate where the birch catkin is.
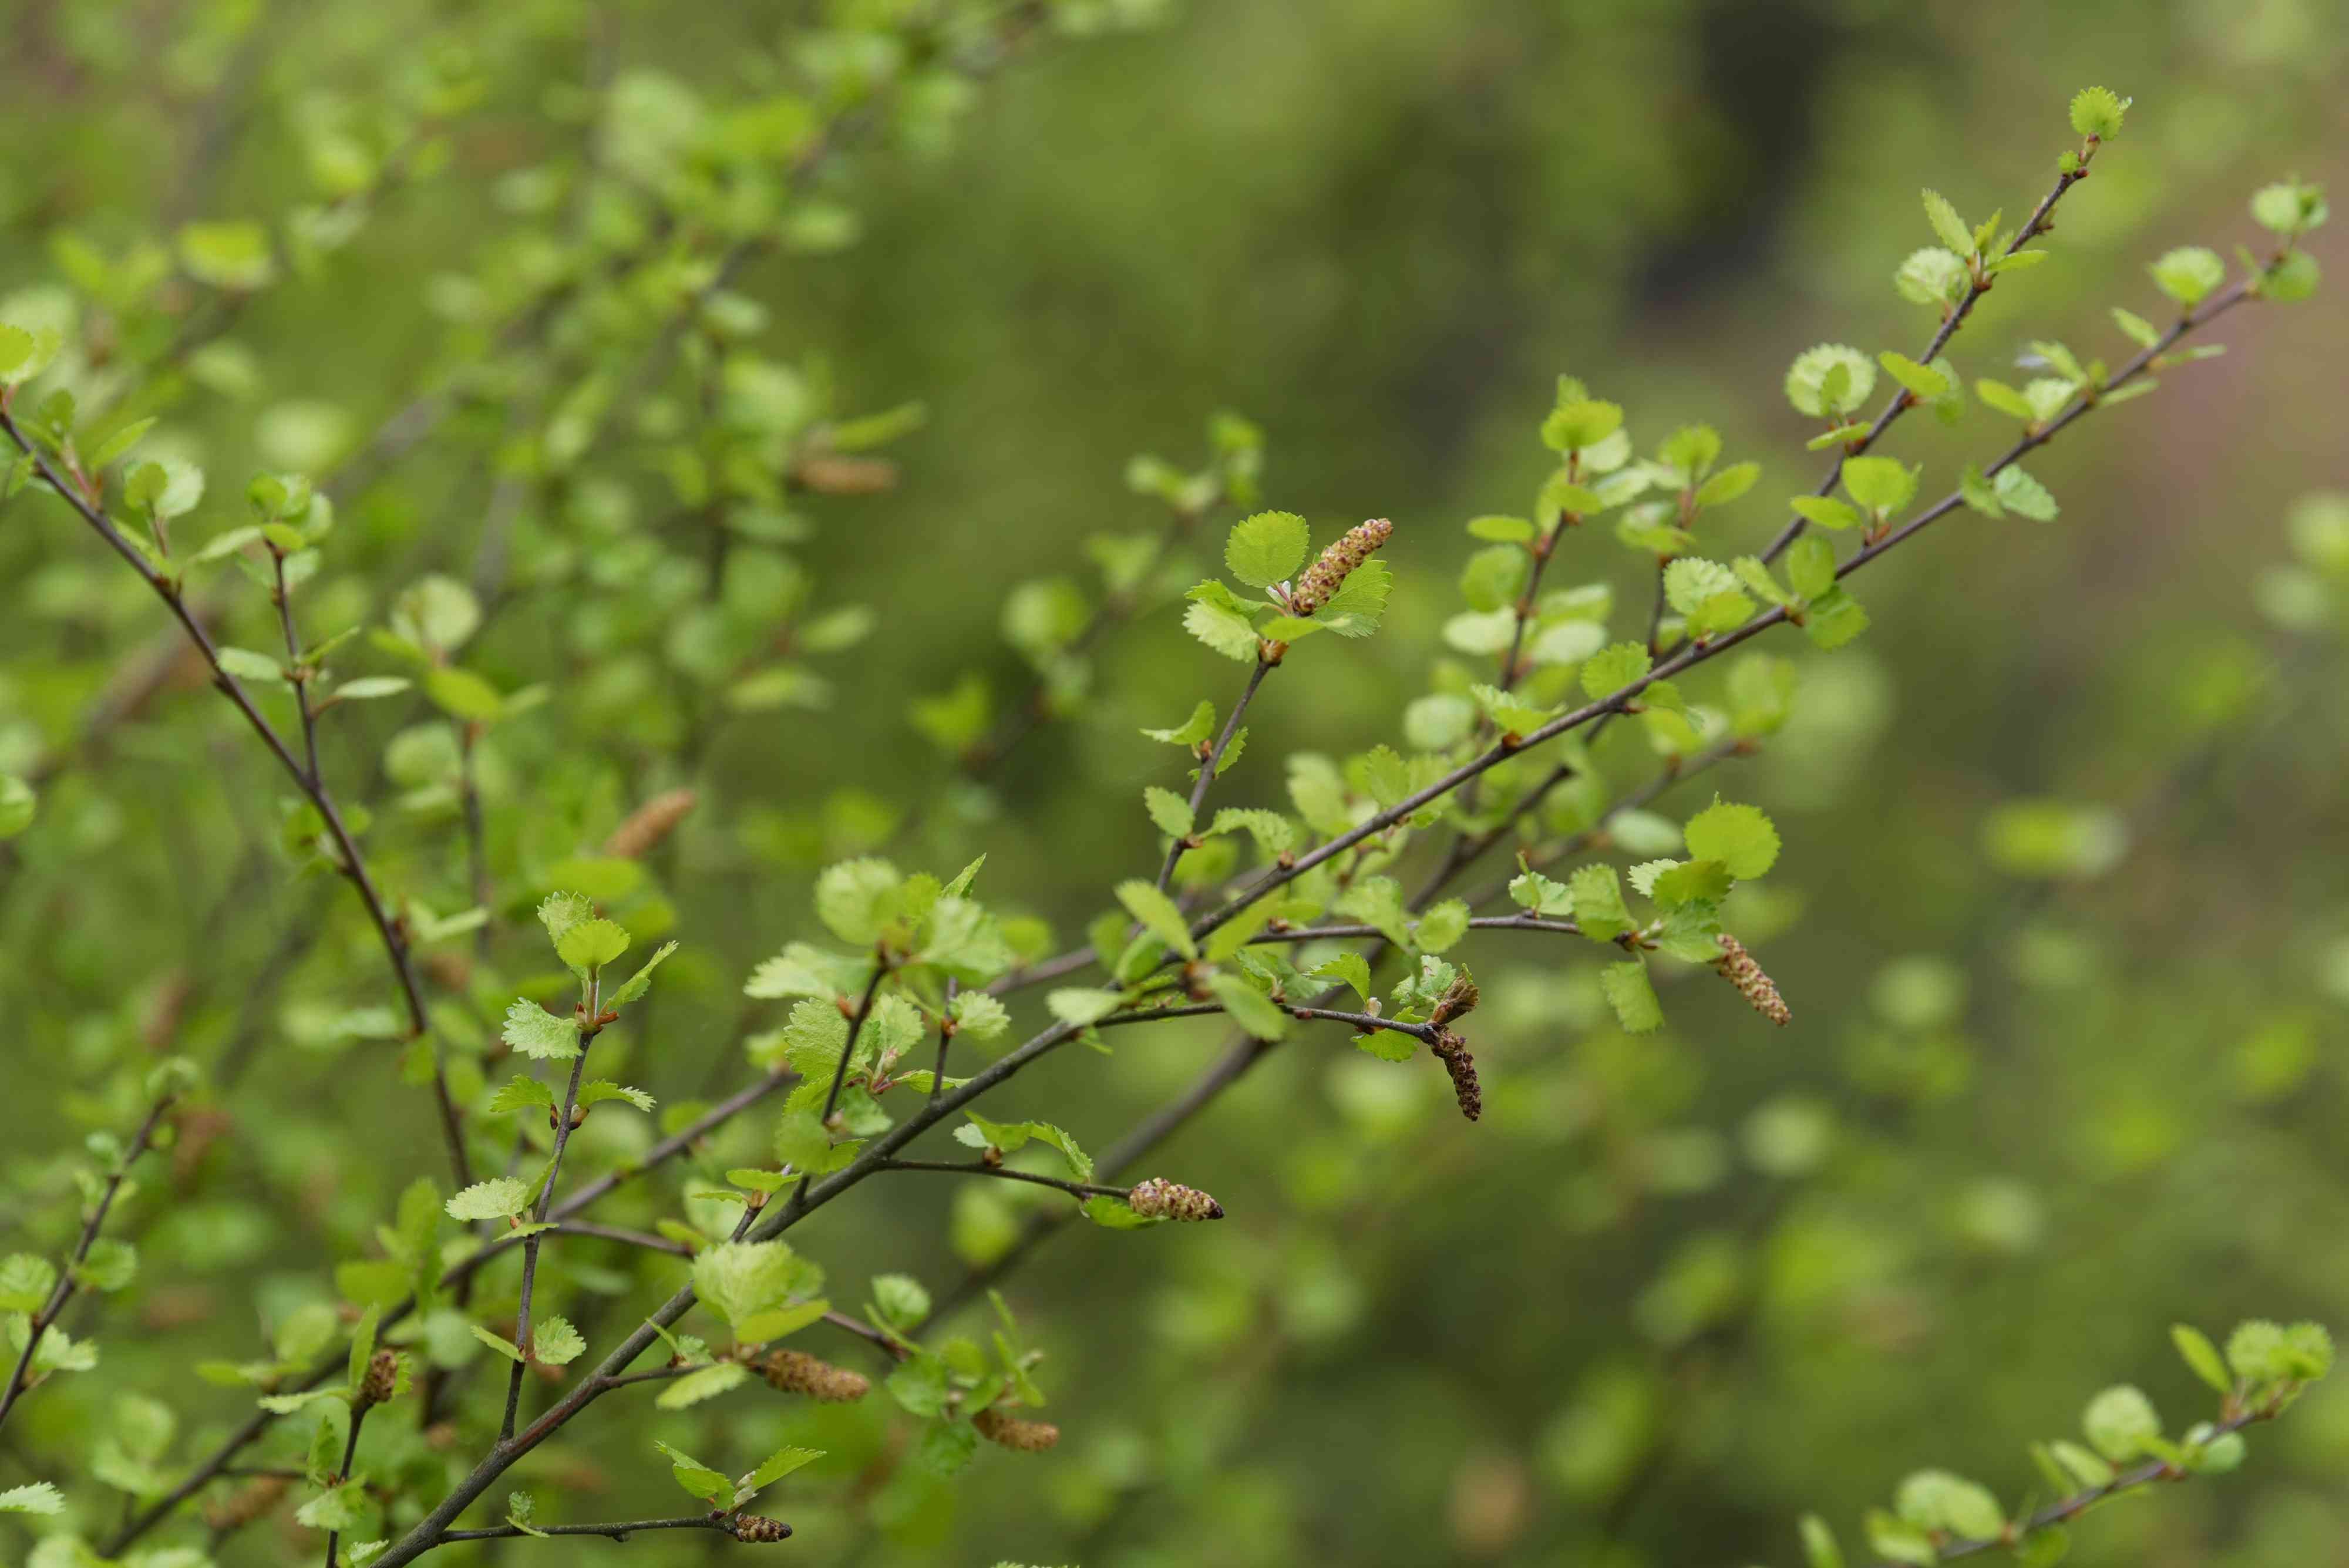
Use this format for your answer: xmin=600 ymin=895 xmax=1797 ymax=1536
xmin=1288 ymin=517 xmax=1393 ymax=615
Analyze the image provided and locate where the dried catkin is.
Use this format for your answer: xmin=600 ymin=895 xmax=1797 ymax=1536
xmin=1432 ymin=1030 xmax=1482 ymax=1122
xmin=760 ymin=1348 xmax=870 ymax=1403
xmin=1288 ymin=517 xmax=1393 ymax=615
xmin=602 ymin=788 xmax=698 ymax=859
xmin=1714 ymin=933 xmax=1791 ymax=1025
xmin=732 ymin=1515 xmax=795 ymax=1543
xmin=793 ymin=453 xmax=900 ymax=495
xmin=972 ymin=1405 xmax=1061 ymax=1452
xmin=358 ymin=1348 xmax=401 ymax=1408
xmin=203 ymin=1475 xmax=288 ymax=1532
xmin=1127 ymin=1177 xmax=1224 ymax=1222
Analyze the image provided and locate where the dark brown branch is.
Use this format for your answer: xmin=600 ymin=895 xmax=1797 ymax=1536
xmin=879 ymin=1160 xmax=1131 ymax=1201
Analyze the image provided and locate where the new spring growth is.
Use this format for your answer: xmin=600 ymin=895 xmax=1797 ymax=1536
xmin=972 ymin=1405 xmax=1061 ymax=1452
xmin=1287 ymin=517 xmax=1393 ymax=615
xmin=759 ymin=1348 xmax=870 ymax=1403
xmin=1715 ymin=933 xmax=1791 ymax=1025
xmin=1128 ymin=1177 xmax=1224 ymax=1221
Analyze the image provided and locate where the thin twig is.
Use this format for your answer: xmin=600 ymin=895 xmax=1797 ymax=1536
xmin=0 ymin=1093 xmax=174 ymax=1432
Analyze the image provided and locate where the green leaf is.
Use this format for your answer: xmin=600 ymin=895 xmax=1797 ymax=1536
xmin=216 ymin=647 xmax=286 ymax=685
xmin=1802 ymin=586 xmax=1870 ymax=650
xmin=0 ymin=1482 xmax=65 ymax=1515
xmin=2149 ymin=246 xmax=2227 ymax=308
xmin=2069 ymin=86 xmax=2128 ymax=140
xmin=1415 ymin=899 xmax=1470 ymax=954
xmin=1692 ymin=460 xmax=1760 ymax=509
xmin=1682 ymin=800 xmax=1780 ymax=879
xmin=446 ymin=1177 xmax=530 ymax=1221
xmin=1224 ymin=510 xmax=1310 ymax=588
xmin=655 ymin=1362 xmax=750 ymax=1411
xmin=605 ymin=940 xmax=679 ymax=1008
xmin=1877 ymin=352 xmax=1949 ymax=399
xmin=692 ymin=1240 xmax=803 ymax=1327
xmin=1142 ymin=701 xmax=1216 ymax=746
xmin=1570 ymin=864 xmax=1634 ymax=943
xmin=469 ymin=1324 xmax=525 ymax=1362
xmin=2082 ymin=1384 xmax=2160 ymax=1461
xmin=1894 ymin=247 xmax=1968 ymax=307
xmin=0 ymin=1254 xmax=58 ymax=1313
xmin=1307 ymin=951 xmax=1374 ymax=1002
xmin=1047 ymin=987 xmax=1125 ymax=1028
xmin=655 ymin=1439 xmax=735 ymax=1503
xmin=1921 ymin=189 xmax=1975 ymax=258
xmin=1994 ymin=466 xmax=2059 ymax=521
xmin=1115 ymin=879 xmax=1196 ymax=961
xmin=422 ymin=665 xmax=503 ymax=722
xmin=1183 ymin=596 xmax=1262 ymax=662
xmin=1208 ymin=974 xmax=1290 ymax=1041
xmin=502 ymin=998 xmax=581 ymax=1061
xmin=2173 ymin=1324 xmax=2234 ymax=1394
xmin=0 ymin=776 xmax=33 ymax=840
xmin=1143 ymin=786 xmax=1194 ymax=837
xmin=1789 ymin=496 xmax=1862 ymax=533
xmin=1785 ymin=345 xmax=1876 ymax=419
xmin=739 ymin=1443 xmax=825 ymax=1499
xmin=1958 ymin=465 xmax=2004 ymax=517
xmin=555 ymin=917 xmax=630 ymax=975
xmin=814 ymin=858 xmax=902 ymax=946
xmin=1543 ymin=397 xmax=1624 ymax=453
xmin=1840 ymin=456 xmax=1917 ymax=514
xmin=1580 ymin=642 xmax=1651 ymax=700
xmin=532 ymin=1316 xmax=585 ymax=1366
xmin=1600 ymin=961 xmax=1664 ymax=1034
xmin=578 ymin=1081 xmax=656 ymax=1113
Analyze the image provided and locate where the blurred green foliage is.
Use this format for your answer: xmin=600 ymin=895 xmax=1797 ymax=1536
xmin=0 ymin=1 xmax=2345 ymax=1565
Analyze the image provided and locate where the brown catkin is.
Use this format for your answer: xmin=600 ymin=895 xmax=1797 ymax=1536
xmin=973 ymin=1405 xmax=1061 ymax=1452
xmin=1288 ymin=517 xmax=1393 ymax=615
xmin=760 ymin=1348 xmax=870 ymax=1403
xmin=1432 ymin=1031 xmax=1483 ymax=1122
xmin=793 ymin=453 xmax=900 ymax=495
xmin=359 ymin=1348 xmax=400 ymax=1408
xmin=1127 ymin=1177 xmax=1224 ymax=1222
xmin=602 ymin=788 xmax=698 ymax=859
xmin=1715 ymin=933 xmax=1791 ymax=1025
xmin=203 ymin=1475 xmax=288 ymax=1532
xmin=732 ymin=1515 xmax=795 ymax=1543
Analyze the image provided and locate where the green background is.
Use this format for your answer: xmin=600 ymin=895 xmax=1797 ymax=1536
xmin=2 ymin=0 xmax=2347 ymax=1563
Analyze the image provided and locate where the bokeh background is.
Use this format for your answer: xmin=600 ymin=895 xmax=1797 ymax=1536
xmin=3 ymin=0 xmax=2347 ymax=1564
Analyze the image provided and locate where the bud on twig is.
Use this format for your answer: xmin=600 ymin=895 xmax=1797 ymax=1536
xmin=602 ymin=788 xmax=697 ymax=859
xmin=972 ymin=1404 xmax=1060 ymax=1452
xmin=759 ymin=1348 xmax=870 ymax=1403
xmin=1288 ymin=517 xmax=1393 ymax=615
xmin=1428 ymin=971 xmax=1480 ymax=1027
xmin=1432 ymin=1029 xmax=1482 ymax=1122
xmin=1128 ymin=1176 xmax=1224 ymax=1221
xmin=1714 ymin=933 xmax=1791 ymax=1025
xmin=732 ymin=1515 xmax=794 ymax=1543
